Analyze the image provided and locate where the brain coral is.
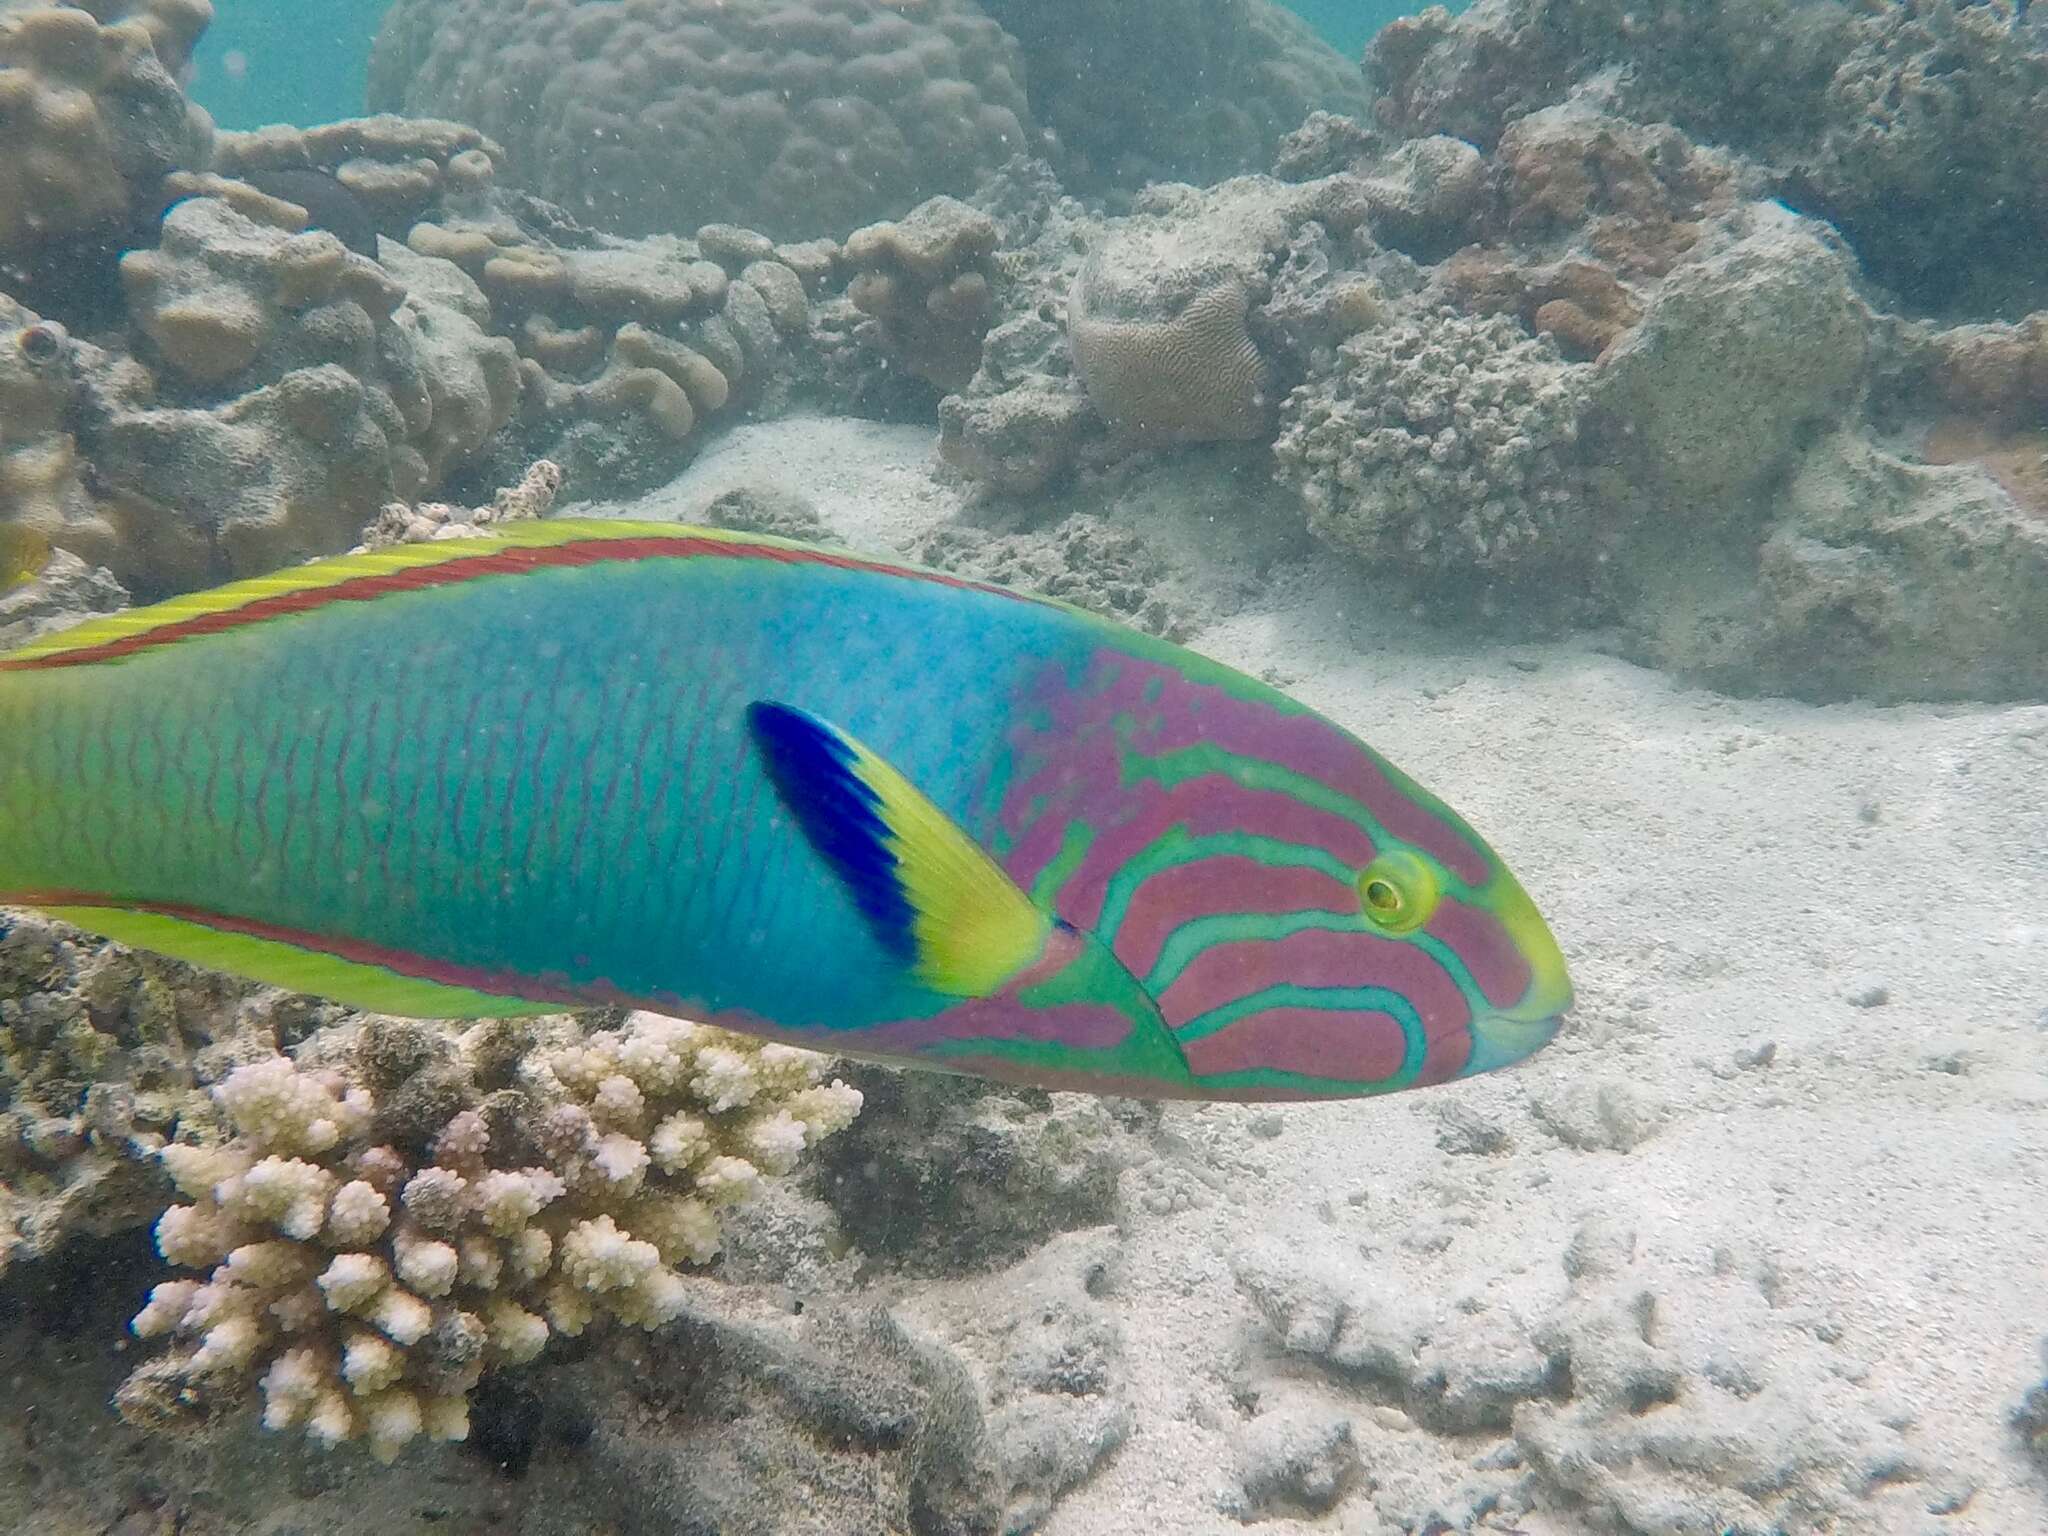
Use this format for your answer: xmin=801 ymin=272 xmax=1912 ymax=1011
xmin=367 ymin=0 xmax=1030 ymax=240
xmin=1274 ymin=308 xmax=1592 ymax=579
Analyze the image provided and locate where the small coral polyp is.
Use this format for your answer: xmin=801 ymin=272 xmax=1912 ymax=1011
xmin=121 ymin=1012 xmax=861 ymax=1461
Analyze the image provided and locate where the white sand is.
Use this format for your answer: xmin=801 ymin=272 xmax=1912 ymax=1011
xmin=664 ymin=418 xmax=2048 ymax=1534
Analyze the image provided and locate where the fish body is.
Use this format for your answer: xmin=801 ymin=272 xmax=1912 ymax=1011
xmin=0 ymin=521 xmax=1571 ymax=1100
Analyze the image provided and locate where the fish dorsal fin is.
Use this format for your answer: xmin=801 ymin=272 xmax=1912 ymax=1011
xmin=0 ymin=521 xmax=812 ymax=669
xmin=747 ymin=701 xmax=1050 ymax=997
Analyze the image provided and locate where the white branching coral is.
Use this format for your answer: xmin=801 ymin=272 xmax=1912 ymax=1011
xmin=1274 ymin=308 xmax=1592 ymax=578
xmin=119 ymin=1011 xmax=861 ymax=1459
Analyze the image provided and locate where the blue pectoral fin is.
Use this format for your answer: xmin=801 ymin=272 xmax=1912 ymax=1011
xmin=746 ymin=701 xmax=1049 ymax=997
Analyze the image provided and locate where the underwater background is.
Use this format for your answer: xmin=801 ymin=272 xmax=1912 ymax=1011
xmin=185 ymin=0 xmax=1471 ymax=129
xmin=2 ymin=2 xmax=2047 ymax=1535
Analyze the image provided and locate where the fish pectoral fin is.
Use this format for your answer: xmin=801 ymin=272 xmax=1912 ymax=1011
xmin=746 ymin=700 xmax=1050 ymax=997
xmin=28 ymin=903 xmax=558 ymax=1019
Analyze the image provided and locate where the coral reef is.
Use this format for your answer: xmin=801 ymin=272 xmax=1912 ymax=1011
xmin=402 ymin=206 xmax=812 ymax=495
xmin=1366 ymin=0 xmax=2048 ymax=310
xmin=1275 ymin=308 xmax=1592 ymax=581
xmin=119 ymin=1011 xmax=861 ymax=1459
xmin=978 ymin=0 xmax=1369 ymax=191
xmin=93 ymin=193 xmax=521 ymax=591
xmin=368 ymin=0 xmax=1031 ymax=241
xmin=845 ymin=196 xmax=1001 ymax=394
xmin=0 ymin=0 xmax=213 ymax=272
xmin=1070 ymin=266 xmax=1272 ymax=447
xmin=209 ymin=114 xmax=503 ymax=245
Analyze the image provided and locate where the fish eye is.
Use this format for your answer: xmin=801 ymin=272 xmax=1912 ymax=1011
xmin=1357 ymin=849 xmax=1439 ymax=935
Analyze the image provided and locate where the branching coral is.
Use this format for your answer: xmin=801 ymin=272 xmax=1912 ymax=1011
xmin=119 ymin=1011 xmax=860 ymax=1460
xmin=1274 ymin=308 xmax=1592 ymax=579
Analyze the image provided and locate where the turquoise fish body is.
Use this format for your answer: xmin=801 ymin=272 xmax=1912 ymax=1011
xmin=0 ymin=523 xmax=1571 ymax=1099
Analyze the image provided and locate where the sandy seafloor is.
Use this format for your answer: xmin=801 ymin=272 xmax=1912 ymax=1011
xmin=5 ymin=414 xmax=2042 ymax=1535
xmin=612 ymin=417 xmax=2048 ymax=1535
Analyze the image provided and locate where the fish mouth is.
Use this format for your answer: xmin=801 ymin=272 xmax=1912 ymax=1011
xmin=1463 ymin=1005 xmax=1567 ymax=1077
xmin=1462 ymin=867 xmax=1574 ymax=1077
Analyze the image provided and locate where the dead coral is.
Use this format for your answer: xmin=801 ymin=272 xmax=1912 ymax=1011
xmin=0 ymin=909 xmax=323 ymax=1281
xmin=1497 ymin=103 xmax=1738 ymax=281
xmin=356 ymin=457 xmax=562 ymax=549
xmin=911 ymin=514 xmax=1190 ymax=639
xmin=120 ymin=1012 xmax=862 ymax=1460
xmin=845 ymin=196 xmax=1001 ymax=394
xmin=1437 ymin=249 xmax=1643 ymax=363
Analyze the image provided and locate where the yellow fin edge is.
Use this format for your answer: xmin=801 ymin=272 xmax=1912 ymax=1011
xmin=836 ymin=733 xmax=1051 ymax=997
xmin=32 ymin=905 xmax=558 ymax=1019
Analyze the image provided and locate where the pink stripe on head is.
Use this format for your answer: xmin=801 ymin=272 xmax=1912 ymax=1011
xmin=855 ymin=998 xmax=1138 ymax=1054
xmin=1027 ymin=651 xmax=1493 ymax=886
xmin=1111 ymin=856 xmax=1357 ymax=979
xmin=1181 ymin=1005 xmax=1409 ymax=1083
xmin=1424 ymin=898 xmax=1532 ymax=1010
xmin=1157 ymin=926 xmax=1472 ymax=1037
xmin=1045 ymin=778 xmax=1376 ymax=930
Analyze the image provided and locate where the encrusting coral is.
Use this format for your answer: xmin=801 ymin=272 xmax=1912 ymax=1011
xmin=119 ymin=1011 xmax=861 ymax=1460
xmin=1274 ymin=307 xmax=1591 ymax=580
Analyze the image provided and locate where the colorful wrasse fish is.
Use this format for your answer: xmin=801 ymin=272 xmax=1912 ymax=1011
xmin=0 ymin=521 xmax=1571 ymax=1100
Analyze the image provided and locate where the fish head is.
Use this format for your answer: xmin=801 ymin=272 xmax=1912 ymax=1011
xmin=1133 ymin=774 xmax=1573 ymax=1101
xmin=1020 ymin=647 xmax=1572 ymax=1101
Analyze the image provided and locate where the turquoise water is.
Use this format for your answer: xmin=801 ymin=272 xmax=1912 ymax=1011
xmin=187 ymin=0 xmax=388 ymax=129
xmin=184 ymin=0 xmax=1459 ymax=131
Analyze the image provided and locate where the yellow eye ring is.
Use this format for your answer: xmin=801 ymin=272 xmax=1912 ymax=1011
xmin=1357 ymin=849 xmax=1439 ymax=934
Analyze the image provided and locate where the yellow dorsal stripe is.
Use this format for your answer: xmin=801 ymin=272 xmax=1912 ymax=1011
xmin=0 ymin=520 xmax=813 ymax=666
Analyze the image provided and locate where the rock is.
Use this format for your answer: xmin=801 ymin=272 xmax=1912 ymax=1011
xmin=811 ymin=1069 xmax=1156 ymax=1273
xmin=1223 ymin=1399 xmax=1360 ymax=1519
xmin=1591 ymin=202 xmax=1870 ymax=520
